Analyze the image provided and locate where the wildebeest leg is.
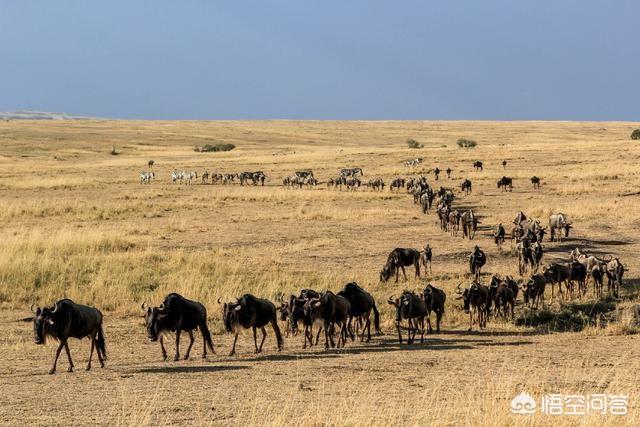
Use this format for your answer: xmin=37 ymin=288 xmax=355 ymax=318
xmin=347 ymin=316 xmax=355 ymax=341
xmin=174 ymin=330 xmax=181 ymax=361
xmin=252 ymin=327 xmax=259 ymax=353
xmin=419 ymin=317 xmax=425 ymax=343
xmin=229 ymin=332 xmax=239 ymax=356
xmin=324 ymin=321 xmax=332 ymax=349
xmin=415 ymin=259 xmax=420 ymax=278
xmin=396 ymin=321 xmax=402 ymax=344
xmin=49 ymin=341 xmax=65 ymax=374
xmin=159 ymin=335 xmax=168 ymax=361
xmin=401 ymin=265 xmax=408 ymax=281
xmin=407 ymin=319 xmax=415 ymax=345
xmin=468 ymin=311 xmax=473 ymax=332
xmin=63 ymin=341 xmax=74 ymax=372
xmin=86 ymin=333 xmax=95 ymax=371
xmin=255 ymin=327 xmax=266 ymax=352
xmin=315 ymin=326 xmax=323 ymax=345
xmin=184 ymin=331 xmax=194 ymax=360
xmin=426 ymin=315 xmax=433 ymax=333
xmin=436 ymin=311 xmax=442 ymax=333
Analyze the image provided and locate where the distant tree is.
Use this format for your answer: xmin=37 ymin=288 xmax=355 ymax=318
xmin=457 ymin=138 xmax=477 ymax=148
xmin=631 ymin=129 xmax=640 ymax=140
xmin=194 ymin=143 xmax=236 ymax=152
xmin=406 ymin=138 xmax=423 ymax=149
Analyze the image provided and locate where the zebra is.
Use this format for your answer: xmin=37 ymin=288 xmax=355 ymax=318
xmin=182 ymin=171 xmax=197 ymax=185
xmin=404 ymin=158 xmax=423 ymax=167
xmin=340 ymin=167 xmax=363 ymax=177
xmin=140 ymin=171 xmax=155 ymax=184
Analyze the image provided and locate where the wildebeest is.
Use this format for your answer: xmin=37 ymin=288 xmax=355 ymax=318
xmin=434 ymin=167 xmax=440 ymax=180
xmin=295 ymin=170 xmax=314 ymax=179
xmin=522 ymin=274 xmax=546 ymax=309
xmin=448 ymin=209 xmax=461 ymax=237
xmin=532 ymin=241 xmax=543 ymax=271
xmin=473 ymin=161 xmax=483 ymax=171
xmin=422 ymin=284 xmax=446 ymax=333
xmin=345 ymin=177 xmax=361 ymax=190
xmin=420 ymin=244 xmax=433 ymax=274
xmin=549 ymin=213 xmax=572 ymax=242
xmin=337 ymin=282 xmax=381 ymax=342
xmin=420 ymin=188 xmax=435 ymax=213
xmin=367 ymin=177 xmax=385 ymax=191
xmin=380 ymin=248 xmax=421 ymax=283
xmin=469 ymin=246 xmax=486 ymax=280
xmin=604 ymin=257 xmax=625 ymax=298
xmin=148 ymin=159 xmax=155 ymax=168
xmin=497 ymin=176 xmax=513 ymax=192
xmin=494 ymin=223 xmax=506 ymax=249
xmin=404 ymin=158 xmax=423 ymax=167
xmin=460 ymin=210 xmax=479 ymax=240
xmin=490 ymin=280 xmax=515 ymax=319
xmin=461 ymin=179 xmax=472 ymax=196
xmin=222 ymin=294 xmax=283 ymax=356
xmin=304 ymin=291 xmax=351 ymax=349
xmin=446 ymin=167 xmax=452 ymax=179
xmin=340 ymin=167 xmax=363 ymax=177
xmin=278 ymin=289 xmax=322 ymax=347
xmin=543 ymin=262 xmax=587 ymax=299
xmin=32 ymin=299 xmax=106 ymax=374
xmin=531 ymin=176 xmax=541 ymax=189
xmin=455 ymin=283 xmax=489 ymax=331
xmin=502 ymin=160 xmax=507 ymax=169
xmin=144 ymin=293 xmax=214 ymax=361
xmin=387 ymin=291 xmax=427 ymax=344
xmin=516 ymin=240 xmax=534 ymax=276
xmin=390 ymin=177 xmax=405 ymax=191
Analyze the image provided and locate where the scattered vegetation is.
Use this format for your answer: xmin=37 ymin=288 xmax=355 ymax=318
xmin=194 ymin=143 xmax=236 ymax=152
xmin=406 ymin=138 xmax=423 ymax=149
xmin=456 ymin=138 xmax=477 ymax=148
xmin=516 ymin=299 xmax=617 ymax=332
xmin=631 ymin=129 xmax=640 ymax=140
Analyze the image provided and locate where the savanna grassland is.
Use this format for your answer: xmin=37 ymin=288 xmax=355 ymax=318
xmin=0 ymin=120 xmax=639 ymax=426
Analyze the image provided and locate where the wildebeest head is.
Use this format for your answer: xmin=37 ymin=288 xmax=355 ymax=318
xmin=143 ymin=302 xmax=167 ymax=342
xmin=455 ymin=284 xmax=471 ymax=312
xmin=563 ymin=223 xmax=572 ymax=237
xmin=379 ymin=266 xmax=392 ymax=282
xmin=32 ymin=303 xmax=58 ymax=345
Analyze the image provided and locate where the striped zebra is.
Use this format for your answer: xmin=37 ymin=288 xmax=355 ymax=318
xmin=140 ymin=171 xmax=155 ymax=184
xmin=404 ymin=158 xmax=423 ymax=167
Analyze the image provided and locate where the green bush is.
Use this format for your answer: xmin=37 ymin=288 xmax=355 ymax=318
xmin=456 ymin=138 xmax=477 ymax=148
xmin=194 ymin=143 xmax=236 ymax=153
xmin=406 ymin=138 xmax=423 ymax=149
xmin=515 ymin=299 xmax=616 ymax=332
xmin=631 ymin=129 xmax=640 ymax=140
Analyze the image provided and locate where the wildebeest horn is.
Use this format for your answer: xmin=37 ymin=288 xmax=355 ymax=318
xmin=387 ymin=296 xmax=396 ymax=304
xmin=217 ymin=297 xmax=222 ymax=304
xmin=455 ymin=284 xmax=463 ymax=294
xmin=51 ymin=302 xmax=59 ymax=314
xmin=158 ymin=303 xmax=165 ymax=311
xmin=424 ymin=286 xmax=432 ymax=295
xmin=141 ymin=302 xmax=146 ymax=310
xmin=30 ymin=303 xmax=37 ymax=313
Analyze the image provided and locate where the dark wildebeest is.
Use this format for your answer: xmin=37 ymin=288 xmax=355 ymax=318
xmin=544 ymin=262 xmax=587 ymax=300
xmin=461 ymin=179 xmax=472 ymax=196
xmin=387 ymin=291 xmax=427 ymax=344
xmin=549 ymin=213 xmax=572 ymax=242
xmin=473 ymin=161 xmax=483 ymax=171
xmin=434 ymin=167 xmax=440 ymax=180
xmin=144 ymin=293 xmax=214 ymax=361
xmin=148 ymin=159 xmax=155 ymax=169
xmin=502 ymin=160 xmax=507 ymax=169
xmin=460 ymin=210 xmax=479 ymax=240
xmin=446 ymin=167 xmax=452 ymax=179
xmin=380 ymin=248 xmax=421 ymax=283
xmin=493 ymin=282 xmax=515 ymax=319
xmin=420 ymin=188 xmax=435 ymax=213
xmin=278 ymin=289 xmax=323 ymax=348
xmin=390 ymin=177 xmax=405 ymax=191
xmin=222 ymin=294 xmax=283 ymax=356
xmin=32 ymin=299 xmax=106 ymax=374
xmin=494 ymin=223 xmax=506 ymax=249
xmin=522 ymin=274 xmax=546 ymax=309
xmin=497 ymin=176 xmax=513 ymax=192
xmin=490 ymin=274 xmax=519 ymax=306
xmin=420 ymin=244 xmax=433 ymax=274
xmin=345 ymin=176 xmax=361 ymax=190
xmin=469 ymin=246 xmax=486 ymax=280
xmin=422 ymin=284 xmax=446 ymax=333
xmin=455 ymin=283 xmax=490 ymax=331
xmin=304 ymin=291 xmax=351 ymax=349
xmin=531 ymin=176 xmax=541 ymax=189
xmin=516 ymin=240 xmax=534 ymax=276
xmin=337 ymin=282 xmax=381 ymax=342
xmin=591 ymin=268 xmax=604 ymax=299
xmin=532 ymin=241 xmax=543 ymax=271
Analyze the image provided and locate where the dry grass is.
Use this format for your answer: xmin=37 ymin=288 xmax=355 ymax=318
xmin=0 ymin=119 xmax=639 ymax=425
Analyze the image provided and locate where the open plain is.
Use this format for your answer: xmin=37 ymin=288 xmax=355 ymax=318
xmin=0 ymin=120 xmax=639 ymax=426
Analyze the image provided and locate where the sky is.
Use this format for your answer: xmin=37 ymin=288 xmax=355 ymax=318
xmin=1 ymin=1 xmax=638 ymax=120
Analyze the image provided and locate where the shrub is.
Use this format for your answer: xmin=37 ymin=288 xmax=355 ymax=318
xmin=631 ymin=129 xmax=640 ymax=140
xmin=194 ymin=143 xmax=236 ymax=152
xmin=456 ymin=138 xmax=477 ymax=148
xmin=515 ymin=299 xmax=617 ymax=332
xmin=406 ymin=138 xmax=423 ymax=149
xmin=110 ymin=146 xmax=119 ymax=155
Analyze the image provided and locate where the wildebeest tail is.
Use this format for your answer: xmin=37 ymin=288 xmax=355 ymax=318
xmin=201 ymin=322 xmax=215 ymax=353
xmin=372 ymin=302 xmax=381 ymax=335
xmin=96 ymin=324 xmax=107 ymax=360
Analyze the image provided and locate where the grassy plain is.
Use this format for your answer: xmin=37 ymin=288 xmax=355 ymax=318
xmin=0 ymin=120 xmax=639 ymax=425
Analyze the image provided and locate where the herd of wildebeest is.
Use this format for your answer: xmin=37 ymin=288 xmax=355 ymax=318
xmin=28 ymin=159 xmax=628 ymax=374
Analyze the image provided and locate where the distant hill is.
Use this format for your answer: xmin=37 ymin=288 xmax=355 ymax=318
xmin=0 ymin=110 xmax=99 ymax=120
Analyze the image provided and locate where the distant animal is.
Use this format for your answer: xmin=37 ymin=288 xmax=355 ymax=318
xmin=390 ymin=177 xmax=405 ymax=191
xmin=494 ymin=223 xmax=506 ymax=249
xmin=549 ymin=213 xmax=572 ymax=242
xmin=469 ymin=246 xmax=486 ymax=280
xmin=340 ymin=167 xmax=363 ymax=177
xmin=295 ymin=170 xmax=314 ymax=179
xmin=420 ymin=244 xmax=433 ymax=274
xmin=380 ymin=248 xmax=421 ymax=283
xmin=148 ymin=160 xmax=155 ymax=168
xmin=221 ymin=294 xmax=283 ymax=356
xmin=497 ymin=176 xmax=513 ymax=192
xmin=345 ymin=177 xmax=361 ymax=190
xmin=522 ymin=274 xmax=547 ymax=309
xmin=604 ymin=257 xmax=625 ymax=298
xmin=422 ymin=284 xmax=446 ymax=333
xmin=32 ymin=299 xmax=106 ymax=374
xmin=460 ymin=210 xmax=479 ymax=240
xmin=461 ymin=179 xmax=472 ymax=196
xmin=140 ymin=171 xmax=155 ymax=184
xmin=531 ymin=176 xmax=541 ymax=189
xmin=502 ymin=160 xmax=507 ymax=169
xmin=387 ymin=291 xmax=427 ymax=344
xmin=446 ymin=168 xmax=452 ymax=179
xmin=473 ymin=161 xmax=483 ymax=171
xmin=404 ymin=158 xmax=423 ymax=167
xmin=434 ymin=167 xmax=440 ymax=180
xmin=201 ymin=171 xmax=210 ymax=184
xmin=144 ymin=293 xmax=214 ymax=361
xmin=455 ymin=283 xmax=490 ymax=331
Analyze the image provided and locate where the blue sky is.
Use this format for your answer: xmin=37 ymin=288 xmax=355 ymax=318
xmin=1 ymin=1 xmax=638 ymax=120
